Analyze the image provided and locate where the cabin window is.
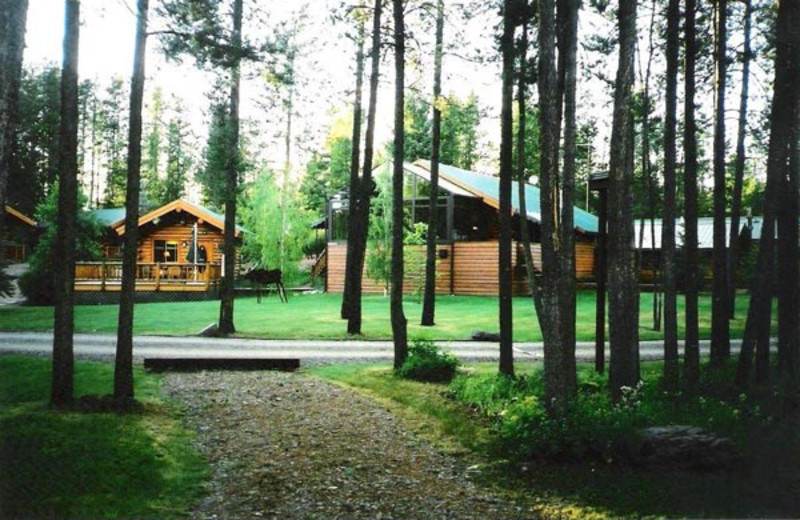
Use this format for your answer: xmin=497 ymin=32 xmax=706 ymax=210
xmin=154 ymin=240 xmax=179 ymax=263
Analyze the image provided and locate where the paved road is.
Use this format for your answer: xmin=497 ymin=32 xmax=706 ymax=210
xmin=0 ymin=331 xmax=759 ymax=364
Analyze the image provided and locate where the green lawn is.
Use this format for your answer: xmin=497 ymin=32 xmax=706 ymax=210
xmin=0 ymin=291 xmax=760 ymax=341
xmin=0 ymin=356 xmax=207 ymax=519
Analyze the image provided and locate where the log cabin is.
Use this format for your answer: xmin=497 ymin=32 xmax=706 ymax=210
xmin=323 ymin=160 xmax=599 ymax=296
xmin=2 ymin=205 xmax=37 ymax=262
xmin=74 ymin=199 xmax=245 ymax=301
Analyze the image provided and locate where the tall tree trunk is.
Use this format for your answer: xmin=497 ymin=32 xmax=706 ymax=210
xmin=736 ymin=0 xmax=800 ymax=387
xmin=538 ymin=0 xmax=578 ymax=409
xmin=683 ymin=0 xmax=700 ymax=385
xmin=421 ymin=0 xmax=444 ymax=327
xmin=498 ymin=0 xmax=514 ymax=377
xmin=517 ymin=19 xmax=544 ymax=318
xmin=341 ymin=13 xmax=365 ymax=321
xmin=391 ymin=0 xmax=408 ymax=369
xmin=0 ymin=0 xmax=29 ymax=254
xmin=218 ymin=0 xmax=243 ymax=335
xmin=52 ymin=0 xmax=80 ymax=408
xmin=115 ymin=0 xmax=148 ymax=401
xmin=661 ymin=0 xmax=680 ymax=390
xmin=347 ymin=0 xmax=382 ymax=335
xmin=727 ymin=0 xmax=752 ymax=320
xmin=710 ymin=0 xmax=730 ymax=368
xmin=557 ymin=0 xmax=578 ymax=391
xmin=607 ymin=0 xmax=639 ymax=401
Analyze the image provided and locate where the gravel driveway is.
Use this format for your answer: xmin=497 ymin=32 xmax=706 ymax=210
xmin=163 ymin=371 xmax=537 ymax=519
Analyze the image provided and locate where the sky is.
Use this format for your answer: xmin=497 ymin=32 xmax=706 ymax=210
xmin=22 ymin=0 xmax=508 ymax=181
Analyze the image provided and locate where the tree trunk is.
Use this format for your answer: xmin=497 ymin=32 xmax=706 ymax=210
xmin=0 ymin=0 xmax=29 ymax=254
xmin=115 ymin=0 xmax=148 ymax=401
xmin=662 ymin=0 xmax=680 ymax=390
xmin=683 ymin=0 xmax=700 ymax=385
xmin=498 ymin=0 xmax=514 ymax=377
xmin=218 ymin=0 xmax=243 ymax=335
xmin=52 ymin=0 xmax=80 ymax=408
xmin=736 ymin=1 xmax=800 ymax=387
xmin=557 ymin=0 xmax=578 ymax=391
xmin=421 ymin=0 xmax=444 ymax=327
xmin=341 ymin=13 xmax=365 ymax=321
xmin=391 ymin=0 xmax=408 ymax=369
xmin=727 ymin=0 xmax=752 ymax=320
xmin=607 ymin=0 xmax=640 ymax=401
xmin=517 ymin=19 xmax=544 ymax=318
xmin=710 ymin=0 xmax=730 ymax=368
xmin=347 ymin=0 xmax=382 ymax=335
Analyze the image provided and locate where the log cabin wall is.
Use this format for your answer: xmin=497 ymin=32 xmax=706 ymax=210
xmin=137 ymin=219 xmax=224 ymax=265
xmin=326 ymin=240 xmax=599 ymax=296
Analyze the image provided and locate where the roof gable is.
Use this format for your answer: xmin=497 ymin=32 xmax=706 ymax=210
xmin=113 ymin=199 xmax=245 ymax=237
xmin=4 ymin=205 xmax=36 ymax=227
xmin=412 ymin=160 xmax=599 ymax=233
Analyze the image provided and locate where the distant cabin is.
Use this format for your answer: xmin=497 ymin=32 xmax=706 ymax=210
xmin=74 ymin=199 xmax=245 ymax=302
xmin=321 ymin=160 xmax=599 ymax=296
xmin=2 ymin=205 xmax=37 ymax=262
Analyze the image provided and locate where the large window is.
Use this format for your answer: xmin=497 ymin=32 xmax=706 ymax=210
xmin=154 ymin=240 xmax=178 ymax=263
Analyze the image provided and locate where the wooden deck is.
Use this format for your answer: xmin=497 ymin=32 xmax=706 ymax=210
xmin=74 ymin=262 xmax=222 ymax=292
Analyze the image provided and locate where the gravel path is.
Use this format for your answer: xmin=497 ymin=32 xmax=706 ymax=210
xmin=163 ymin=371 xmax=537 ymax=519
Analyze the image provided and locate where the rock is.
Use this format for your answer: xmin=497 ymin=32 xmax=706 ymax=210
xmin=629 ymin=425 xmax=738 ymax=470
xmin=471 ymin=331 xmax=500 ymax=341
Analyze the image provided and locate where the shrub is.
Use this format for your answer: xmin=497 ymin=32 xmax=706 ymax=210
xmin=396 ymin=339 xmax=460 ymax=383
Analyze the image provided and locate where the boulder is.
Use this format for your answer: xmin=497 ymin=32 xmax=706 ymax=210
xmin=628 ymin=425 xmax=738 ymax=470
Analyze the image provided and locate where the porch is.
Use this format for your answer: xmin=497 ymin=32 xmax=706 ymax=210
xmin=74 ymin=261 xmax=222 ymax=293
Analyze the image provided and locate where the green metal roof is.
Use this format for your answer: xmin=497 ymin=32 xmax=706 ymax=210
xmin=427 ymin=162 xmax=599 ymax=233
xmin=91 ymin=207 xmax=126 ymax=227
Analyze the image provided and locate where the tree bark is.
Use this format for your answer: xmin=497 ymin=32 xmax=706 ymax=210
xmin=736 ymin=0 xmax=800 ymax=387
xmin=727 ymin=0 xmax=752 ymax=320
xmin=0 ymin=0 xmax=29 ymax=254
xmin=391 ymin=0 xmax=408 ymax=369
xmin=607 ymin=0 xmax=640 ymax=401
xmin=347 ymin=0 xmax=382 ymax=335
xmin=683 ymin=0 xmax=700 ymax=385
xmin=421 ymin=0 xmax=444 ymax=328
xmin=218 ymin=0 xmax=243 ymax=335
xmin=52 ymin=0 xmax=80 ymax=408
xmin=498 ymin=0 xmax=514 ymax=377
xmin=710 ymin=0 xmax=731 ymax=368
xmin=662 ymin=0 xmax=680 ymax=390
xmin=115 ymin=0 xmax=148 ymax=401
xmin=341 ymin=13 xmax=365 ymax=321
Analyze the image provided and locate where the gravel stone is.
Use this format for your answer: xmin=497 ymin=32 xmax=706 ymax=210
xmin=163 ymin=371 xmax=537 ymax=519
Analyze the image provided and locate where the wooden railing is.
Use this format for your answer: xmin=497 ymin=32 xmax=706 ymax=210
xmin=74 ymin=261 xmax=222 ymax=292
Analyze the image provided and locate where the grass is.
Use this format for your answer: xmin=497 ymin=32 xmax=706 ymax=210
xmin=309 ymin=361 xmax=800 ymax=519
xmin=0 ymin=291 xmax=763 ymax=341
xmin=0 ymin=355 xmax=207 ymax=519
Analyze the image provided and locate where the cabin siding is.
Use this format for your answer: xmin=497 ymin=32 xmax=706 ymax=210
xmin=326 ymin=240 xmax=595 ymax=296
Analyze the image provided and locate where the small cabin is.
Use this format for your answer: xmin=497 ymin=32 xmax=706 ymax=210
xmin=74 ymin=199 xmax=244 ymax=300
xmin=2 ymin=205 xmax=37 ymax=262
xmin=322 ymin=160 xmax=599 ymax=296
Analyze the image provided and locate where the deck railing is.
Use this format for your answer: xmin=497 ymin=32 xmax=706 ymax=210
xmin=74 ymin=261 xmax=222 ymax=292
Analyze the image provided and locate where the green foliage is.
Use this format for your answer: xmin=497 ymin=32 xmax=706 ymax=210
xmin=240 ymin=169 xmax=314 ymax=286
xmin=399 ymin=91 xmax=481 ymax=169
xmin=396 ymin=339 xmax=460 ymax=382
xmin=0 ymin=356 xmax=206 ymax=519
xmin=10 ymin=65 xmax=61 ymax=215
xmin=301 ymin=136 xmax=352 ymax=216
xmin=100 ymin=77 xmax=130 ymax=208
xmin=450 ymin=363 xmax=774 ymax=462
xmin=18 ymin=188 xmax=103 ymax=304
xmin=197 ymin=95 xmax=233 ymax=209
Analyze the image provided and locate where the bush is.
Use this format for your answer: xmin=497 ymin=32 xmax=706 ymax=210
xmin=396 ymin=339 xmax=460 ymax=383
